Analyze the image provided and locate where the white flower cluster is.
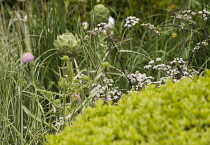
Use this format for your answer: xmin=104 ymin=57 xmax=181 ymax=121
xmin=73 ymin=74 xmax=84 ymax=83
xmin=182 ymin=10 xmax=197 ymax=15
xmin=144 ymin=58 xmax=161 ymax=69
xmin=174 ymin=10 xmax=197 ymax=29
xmin=192 ymin=40 xmax=208 ymax=52
xmin=90 ymin=76 xmax=122 ymax=103
xmin=84 ymin=22 xmax=108 ymax=40
xmin=176 ymin=10 xmax=196 ymax=20
xmin=170 ymin=57 xmax=186 ymax=64
xmin=144 ymin=57 xmax=198 ymax=83
xmin=82 ymin=22 xmax=89 ymax=30
xmin=127 ymin=71 xmax=154 ymax=91
xmin=55 ymin=114 xmax=72 ymax=128
xmin=198 ymin=10 xmax=210 ymax=21
xmin=124 ymin=16 xmax=140 ymax=28
xmin=140 ymin=23 xmax=160 ymax=35
xmin=179 ymin=22 xmax=185 ymax=29
xmin=175 ymin=9 xmax=209 ymax=29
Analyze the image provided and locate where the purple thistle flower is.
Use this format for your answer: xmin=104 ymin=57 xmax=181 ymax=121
xmin=21 ymin=53 xmax=34 ymax=63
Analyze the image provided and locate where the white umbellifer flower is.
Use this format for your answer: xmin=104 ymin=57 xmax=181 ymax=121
xmin=193 ymin=40 xmax=208 ymax=52
xmin=180 ymin=23 xmax=185 ymax=29
xmin=176 ymin=15 xmax=182 ymax=19
xmin=84 ymin=22 xmax=109 ymax=40
xmin=140 ymin=23 xmax=160 ymax=35
xmin=84 ymin=35 xmax=89 ymax=41
xmin=144 ymin=65 xmax=152 ymax=69
xmin=156 ymin=58 xmax=161 ymax=61
xmin=90 ymin=76 xmax=122 ymax=103
xmin=124 ymin=16 xmax=140 ymax=28
xmin=113 ymin=96 xmax=119 ymax=100
xmin=148 ymin=60 xmax=154 ymax=64
xmin=82 ymin=22 xmax=89 ymax=30
xmin=65 ymin=114 xmax=72 ymax=120
xmin=177 ymin=9 xmax=197 ymax=21
xmin=153 ymin=66 xmax=158 ymax=69
xmin=202 ymin=40 xmax=208 ymax=46
xmin=55 ymin=117 xmax=64 ymax=127
xmin=197 ymin=10 xmax=210 ymax=21
xmin=198 ymin=11 xmax=203 ymax=14
xmin=191 ymin=12 xmax=196 ymax=15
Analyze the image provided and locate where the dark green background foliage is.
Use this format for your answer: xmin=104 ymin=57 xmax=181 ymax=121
xmin=45 ymin=70 xmax=210 ymax=145
xmin=100 ymin=0 xmax=188 ymax=18
xmin=2 ymin=0 xmax=188 ymax=23
xmin=66 ymin=0 xmax=190 ymax=22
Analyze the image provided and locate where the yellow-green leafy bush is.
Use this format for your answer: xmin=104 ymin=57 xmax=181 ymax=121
xmin=45 ymin=70 xmax=210 ymax=145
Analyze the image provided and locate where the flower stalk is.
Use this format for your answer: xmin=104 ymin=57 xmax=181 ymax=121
xmin=67 ymin=59 xmax=73 ymax=85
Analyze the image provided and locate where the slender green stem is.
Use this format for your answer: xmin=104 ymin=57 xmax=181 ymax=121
xmin=67 ymin=59 xmax=74 ymax=85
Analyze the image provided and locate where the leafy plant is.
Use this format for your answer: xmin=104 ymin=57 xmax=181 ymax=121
xmin=45 ymin=70 xmax=210 ymax=145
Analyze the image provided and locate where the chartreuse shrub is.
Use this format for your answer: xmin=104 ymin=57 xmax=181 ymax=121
xmin=45 ymin=70 xmax=210 ymax=145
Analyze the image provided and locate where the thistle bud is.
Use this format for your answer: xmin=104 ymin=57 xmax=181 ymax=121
xmin=54 ymin=32 xmax=80 ymax=57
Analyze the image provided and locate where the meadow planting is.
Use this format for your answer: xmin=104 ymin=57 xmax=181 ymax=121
xmin=0 ymin=0 xmax=209 ymax=144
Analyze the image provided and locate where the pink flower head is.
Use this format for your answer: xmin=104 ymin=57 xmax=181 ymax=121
xmin=21 ymin=53 xmax=34 ymax=63
xmin=72 ymin=94 xmax=81 ymax=102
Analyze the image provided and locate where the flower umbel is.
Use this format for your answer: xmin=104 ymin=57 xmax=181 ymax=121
xmin=21 ymin=53 xmax=34 ymax=63
xmin=124 ymin=16 xmax=140 ymax=28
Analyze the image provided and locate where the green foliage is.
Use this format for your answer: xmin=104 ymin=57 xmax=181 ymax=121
xmin=45 ymin=70 xmax=210 ymax=145
xmin=91 ymin=4 xmax=110 ymax=23
xmin=1 ymin=0 xmax=210 ymax=144
xmin=95 ymin=0 xmax=189 ymax=20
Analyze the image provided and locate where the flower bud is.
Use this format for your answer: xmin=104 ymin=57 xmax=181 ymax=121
xmin=102 ymin=62 xmax=111 ymax=67
xmin=54 ymin=99 xmax=61 ymax=104
xmin=54 ymin=32 xmax=80 ymax=57
xmin=81 ymin=75 xmax=89 ymax=81
xmin=60 ymin=55 xmax=70 ymax=61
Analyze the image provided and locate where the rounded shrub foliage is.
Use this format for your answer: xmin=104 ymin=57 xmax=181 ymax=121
xmin=45 ymin=70 xmax=210 ymax=145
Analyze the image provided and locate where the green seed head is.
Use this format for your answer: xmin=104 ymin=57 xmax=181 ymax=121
xmin=102 ymin=62 xmax=111 ymax=67
xmin=58 ymin=77 xmax=69 ymax=90
xmin=92 ymin=4 xmax=110 ymax=23
xmin=54 ymin=99 xmax=61 ymax=104
xmin=81 ymin=75 xmax=89 ymax=81
xmin=60 ymin=55 xmax=70 ymax=61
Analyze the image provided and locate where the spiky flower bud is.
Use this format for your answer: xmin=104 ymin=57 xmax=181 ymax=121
xmin=54 ymin=32 xmax=80 ymax=57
